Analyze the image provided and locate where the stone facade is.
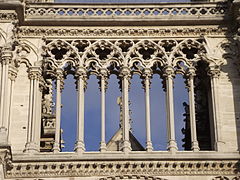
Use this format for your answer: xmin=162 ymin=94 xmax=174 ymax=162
xmin=0 ymin=0 xmax=240 ymax=179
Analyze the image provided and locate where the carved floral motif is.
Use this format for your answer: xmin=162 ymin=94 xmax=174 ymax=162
xmin=18 ymin=27 xmax=228 ymax=37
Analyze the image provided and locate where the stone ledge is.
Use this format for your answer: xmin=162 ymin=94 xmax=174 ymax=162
xmin=12 ymin=151 xmax=240 ymax=161
xmin=5 ymin=159 xmax=240 ymax=178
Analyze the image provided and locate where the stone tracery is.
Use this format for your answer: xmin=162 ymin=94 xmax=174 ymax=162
xmin=36 ymin=37 xmax=224 ymax=152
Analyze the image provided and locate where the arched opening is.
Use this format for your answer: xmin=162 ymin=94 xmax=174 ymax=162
xmin=173 ymin=74 xmax=188 ymax=151
xmin=105 ymin=74 xmax=121 ymax=151
xmin=60 ymin=74 xmax=77 ymax=152
xmin=195 ymin=61 xmax=212 ymax=150
xmin=85 ymin=75 xmax=101 ymax=151
xmin=181 ymin=61 xmax=213 ymax=151
xmin=129 ymin=74 xmax=145 ymax=151
xmin=150 ymin=74 xmax=167 ymax=151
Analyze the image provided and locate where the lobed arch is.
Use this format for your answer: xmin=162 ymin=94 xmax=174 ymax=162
xmin=170 ymin=38 xmax=206 ymax=65
xmin=168 ymin=38 xmax=220 ymax=75
xmin=44 ymin=39 xmax=81 ymax=69
xmin=126 ymin=39 xmax=168 ymax=69
xmin=17 ymin=58 xmax=32 ymax=69
xmin=82 ymin=39 xmax=125 ymax=71
xmin=15 ymin=40 xmax=41 ymax=68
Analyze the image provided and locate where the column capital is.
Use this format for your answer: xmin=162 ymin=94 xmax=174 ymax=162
xmin=99 ymin=68 xmax=109 ymax=78
xmin=98 ymin=68 xmax=109 ymax=92
xmin=207 ymin=66 xmax=221 ymax=78
xmin=185 ymin=67 xmax=196 ymax=90
xmin=142 ymin=68 xmax=153 ymax=78
xmin=163 ymin=65 xmax=175 ymax=78
xmin=1 ymin=50 xmax=12 ymax=65
xmin=119 ymin=67 xmax=131 ymax=92
xmin=28 ymin=67 xmax=42 ymax=81
xmin=55 ymin=69 xmax=64 ymax=91
xmin=75 ymin=67 xmax=87 ymax=91
xmin=119 ymin=66 xmax=131 ymax=78
xmin=75 ymin=67 xmax=87 ymax=78
xmin=55 ymin=68 xmax=64 ymax=80
xmin=186 ymin=67 xmax=196 ymax=77
xmin=141 ymin=69 xmax=152 ymax=91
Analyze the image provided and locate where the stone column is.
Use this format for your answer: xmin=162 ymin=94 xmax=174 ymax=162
xmin=6 ymin=66 xmax=18 ymax=144
xmin=142 ymin=68 xmax=153 ymax=152
xmin=75 ymin=67 xmax=87 ymax=154
xmin=119 ymin=67 xmax=131 ymax=153
xmin=0 ymin=50 xmax=12 ymax=145
xmin=208 ymin=66 xmax=224 ymax=151
xmin=24 ymin=67 xmax=42 ymax=153
xmin=99 ymin=68 xmax=108 ymax=152
xmin=186 ymin=67 xmax=199 ymax=152
xmin=163 ymin=66 xmax=178 ymax=152
xmin=53 ymin=69 xmax=64 ymax=153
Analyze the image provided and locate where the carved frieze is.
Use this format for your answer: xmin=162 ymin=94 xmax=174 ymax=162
xmin=5 ymin=159 xmax=240 ymax=178
xmin=17 ymin=27 xmax=229 ymax=38
xmin=0 ymin=11 xmax=17 ymax=21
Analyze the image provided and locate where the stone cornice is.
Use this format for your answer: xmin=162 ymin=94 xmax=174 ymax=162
xmin=17 ymin=26 xmax=229 ymax=38
xmin=11 ymin=151 xmax=240 ymax=161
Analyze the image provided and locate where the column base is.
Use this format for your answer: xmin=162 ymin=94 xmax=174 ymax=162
xmin=99 ymin=141 xmax=107 ymax=152
xmin=191 ymin=141 xmax=200 ymax=152
xmin=167 ymin=140 xmax=178 ymax=153
xmin=52 ymin=142 xmax=60 ymax=153
xmin=0 ymin=127 xmax=8 ymax=146
xmin=74 ymin=141 xmax=85 ymax=154
xmin=121 ymin=140 xmax=131 ymax=153
xmin=146 ymin=141 xmax=153 ymax=152
xmin=24 ymin=142 xmax=39 ymax=154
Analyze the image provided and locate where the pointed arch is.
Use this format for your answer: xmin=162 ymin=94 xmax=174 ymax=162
xmin=170 ymin=38 xmax=207 ymax=68
xmin=16 ymin=40 xmax=41 ymax=68
xmin=82 ymin=39 xmax=125 ymax=70
xmin=126 ymin=40 xmax=168 ymax=69
xmin=44 ymin=39 xmax=81 ymax=69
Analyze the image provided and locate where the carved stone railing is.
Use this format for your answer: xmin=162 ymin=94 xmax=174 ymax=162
xmin=25 ymin=4 xmax=228 ymax=17
xmin=23 ymin=3 xmax=230 ymax=25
